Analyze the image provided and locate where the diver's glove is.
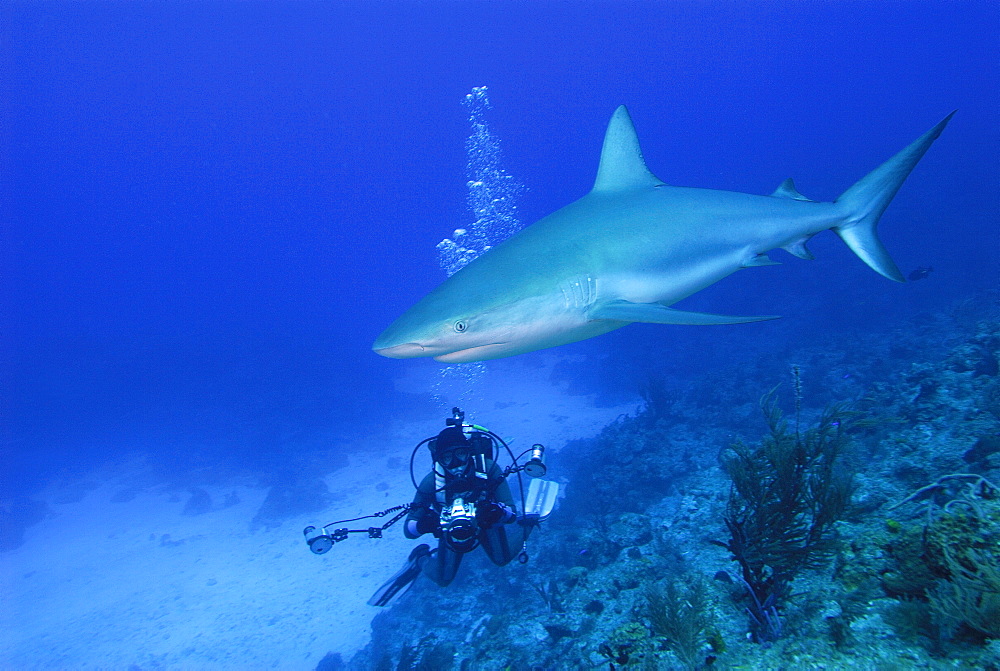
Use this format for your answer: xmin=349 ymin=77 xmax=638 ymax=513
xmin=416 ymin=515 xmax=441 ymax=537
xmin=477 ymin=501 xmax=515 ymax=527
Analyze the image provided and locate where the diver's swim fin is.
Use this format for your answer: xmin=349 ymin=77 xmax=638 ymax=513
xmin=367 ymin=544 xmax=432 ymax=607
xmin=524 ymin=478 xmax=560 ymax=522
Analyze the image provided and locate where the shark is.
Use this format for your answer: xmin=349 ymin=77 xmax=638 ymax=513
xmin=374 ymin=107 xmax=954 ymax=363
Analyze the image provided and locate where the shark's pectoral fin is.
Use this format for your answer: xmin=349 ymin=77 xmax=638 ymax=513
xmin=588 ymin=300 xmax=780 ymax=325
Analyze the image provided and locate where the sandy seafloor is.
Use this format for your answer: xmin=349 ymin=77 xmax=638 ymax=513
xmin=1 ymin=355 xmax=636 ymax=669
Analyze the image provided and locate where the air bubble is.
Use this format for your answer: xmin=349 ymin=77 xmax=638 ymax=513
xmin=437 ymin=86 xmax=525 ymax=278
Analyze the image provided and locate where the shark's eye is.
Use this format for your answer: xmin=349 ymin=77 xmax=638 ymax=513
xmin=454 ymin=320 xmax=468 ymax=333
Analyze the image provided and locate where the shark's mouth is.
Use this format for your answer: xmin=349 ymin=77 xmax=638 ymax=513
xmin=433 ymin=343 xmax=509 ymax=363
xmin=374 ymin=341 xmax=509 ymax=362
xmin=373 ymin=343 xmax=427 ymax=358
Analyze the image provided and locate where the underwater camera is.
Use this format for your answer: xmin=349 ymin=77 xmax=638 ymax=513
xmin=440 ymin=497 xmax=478 ymax=553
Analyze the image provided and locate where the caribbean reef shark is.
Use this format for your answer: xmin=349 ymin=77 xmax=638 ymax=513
xmin=375 ymin=107 xmax=953 ymax=363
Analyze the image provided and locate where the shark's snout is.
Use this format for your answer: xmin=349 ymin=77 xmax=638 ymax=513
xmin=374 ymin=343 xmax=426 ymax=359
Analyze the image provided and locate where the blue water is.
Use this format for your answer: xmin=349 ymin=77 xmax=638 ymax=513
xmin=4 ymin=1 xmax=998 ymax=666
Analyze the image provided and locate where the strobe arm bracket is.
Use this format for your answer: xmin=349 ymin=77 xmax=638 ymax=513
xmin=303 ymin=504 xmax=411 ymax=555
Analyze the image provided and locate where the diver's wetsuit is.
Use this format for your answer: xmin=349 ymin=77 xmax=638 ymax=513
xmin=404 ymin=459 xmax=527 ymax=586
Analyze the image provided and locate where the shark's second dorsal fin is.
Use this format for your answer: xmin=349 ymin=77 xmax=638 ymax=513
xmin=771 ymin=178 xmax=814 ymax=202
xmin=592 ymin=105 xmax=665 ymax=193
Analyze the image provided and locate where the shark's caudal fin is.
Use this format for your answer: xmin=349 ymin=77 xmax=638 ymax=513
xmin=833 ymin=111 xmax=956 ymax=282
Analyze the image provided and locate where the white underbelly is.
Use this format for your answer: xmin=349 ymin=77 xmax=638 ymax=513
xmin=601 ymin=254 xmax=743 ymax=305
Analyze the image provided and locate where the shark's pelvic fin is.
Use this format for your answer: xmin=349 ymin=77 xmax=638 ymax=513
xmin=771 ymin=177 xmax=814 ymax=202
xmin=591 ymin=106 xmax=666 ymax=193
xmin=833 ymin=111 xmax=956 ymax=282
xmin=589 ymin=300 xmax=780 ymax=325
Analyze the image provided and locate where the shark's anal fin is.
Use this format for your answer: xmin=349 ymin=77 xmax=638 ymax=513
xmin=588 ymin=300 xmax=780 ymax=325
xmin=743 ymin=253 xmax=781 ymax=268
xmin=783 ymin=235 xmax=816 ymax=260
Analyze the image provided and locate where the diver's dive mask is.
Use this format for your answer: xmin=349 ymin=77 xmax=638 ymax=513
xmin=433 ymin=426 xmax=476 ymax=477
xmin=439 ymin=446 xmax=473 ymax=474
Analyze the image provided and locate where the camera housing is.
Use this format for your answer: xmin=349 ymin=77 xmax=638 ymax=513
xmin=440 ymin=497 xmax=478 ymax=552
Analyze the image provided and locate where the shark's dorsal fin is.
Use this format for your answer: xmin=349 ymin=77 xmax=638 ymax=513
xmin=771 ymin=178 xmax=814 ymax=202
xmin=592 ymin=105 xmax=665 ymax=193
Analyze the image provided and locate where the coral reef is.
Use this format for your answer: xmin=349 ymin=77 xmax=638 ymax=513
xmin=714 ymin=389 xmax=855 ymax=641
xmin=347 ymin=296 xmax=1000 ymax=670
xmin=644 ymin=577 xmax=716 ymax=669
xmin=888 ymin=473 xmax=1000 ymax=643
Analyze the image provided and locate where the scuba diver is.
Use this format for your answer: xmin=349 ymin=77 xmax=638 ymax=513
xmin=368 ymin=409 xmax=546 ymax=606
xmin=303 ymin=408 xmax=558 ymax=607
